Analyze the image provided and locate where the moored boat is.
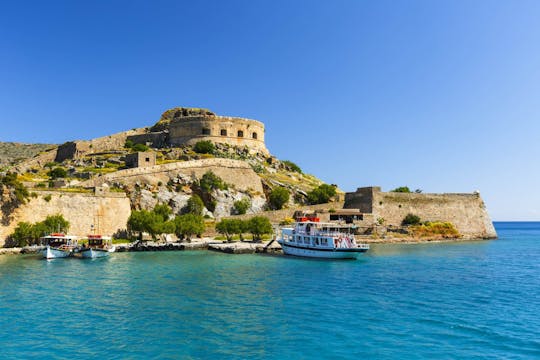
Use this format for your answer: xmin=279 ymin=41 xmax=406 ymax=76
xmin=41 ymin=234 xmax=78 ymax=259
xmin=79 ymin=235 xmax=114 ymax=258
xmin=277 ymin=217 xmax=369 ymax=259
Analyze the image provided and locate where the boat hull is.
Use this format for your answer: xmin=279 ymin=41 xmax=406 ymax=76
xmin=80 ymin=248 xmax=110 ymax=259
xmin=43 ymin=246 xmax=71 ymax=259
xmin=278 ymin=242 xmax=367 ymax=260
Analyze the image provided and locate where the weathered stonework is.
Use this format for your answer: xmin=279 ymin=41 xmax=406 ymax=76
xmin=79 ymin=158 xmax=265 ymax=194
xmin=0 ymin=191 xmax=131 ymax=246
xmin=127 ymin=108 xmax=269 ymax=155
xmin=344 ymin=187 xmax=497 ymax=239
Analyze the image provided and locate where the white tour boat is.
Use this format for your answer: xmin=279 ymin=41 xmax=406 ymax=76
xmin=79 ymin=235 xmax=115 ymax=258
xmin=41 ymin=233 xmax=79 ymax=259
xmin=277 ymin=217 xmax=369 ymax=259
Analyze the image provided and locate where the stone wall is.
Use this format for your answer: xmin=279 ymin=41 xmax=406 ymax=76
xmin=79 ymin=158 xmax=265 ymax=194
xmin=54 ymin=128 xmax=148 ymax=162
xmin=0 ymin=191 xmax=131 ymax=246
xmin=345 ymin=187 xmax=497 ymax=239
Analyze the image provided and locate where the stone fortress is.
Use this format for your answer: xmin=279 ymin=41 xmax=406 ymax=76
xmin=127 ymin=107 xmax=269 ymax=155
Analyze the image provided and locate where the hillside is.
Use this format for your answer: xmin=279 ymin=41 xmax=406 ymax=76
xmin=0 ymin=142 xmax=56 ymax=168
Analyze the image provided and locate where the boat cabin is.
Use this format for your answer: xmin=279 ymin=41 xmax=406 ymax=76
xmin=86 ymin=235 xmax=112 ymax=249
xmin=40 ymin=233 xmax=78 ymax=248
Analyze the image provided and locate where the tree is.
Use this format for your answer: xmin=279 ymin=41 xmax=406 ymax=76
xmin=193 ymin=140 xmax=215 ymax=154
xmin=307 ymin=184 xmax=337 ymax=204
xmin=174 ymin=214 xmax=205 ymax=241
xmin=268 ymin=187 xmax=289 ymax=210
xmin=391 ymin=186 xmax=411 ymax=193
xmin=10 ymin=222 xmax=35 ymax=247
xmin=199 ymin=171 xmax=227 ymax=193
xmin=42 ymin=214 xmax=70 ymax=234
xmin=47 ymin=167 xmax=67 ymax=179
xmin=215 ymin=219 xmax=241 ymax=242
xmin=9 ymin=215 xmax=70 ymax=247
xmin=233 ymin=198 xmax=251 ymax=215
xmin=402 ymin=213 xmax=421 ymax=226
xmin=153 ymin=203 xmax=172 ymax=221
xmin=185 ymin=194 xmax=205 ymax=215
xmin=247 ymin=216 xmax=273 ymax=242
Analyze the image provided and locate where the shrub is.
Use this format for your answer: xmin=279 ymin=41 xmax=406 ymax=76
xmin=307 ymin=184 xmax=337 ymax=204
xmin=124 ymin=139 xmax=134 ymax=148
xmin=391 ymin=186 xmax=411 ymax=193
xmin=199 ymin=171 xmax=227 ymax=193
xmin=193 ymin=140 xmax=215 ymax=154
xmin=279 ymin=217 xmax=295 ymax=226
xmin=402 ymin=213 xmax=421 ymax=226
xmin=410 ymin=221 xmax=460 ymax=238
xmin=43 ymin=195 xmax=52 ymax=202
xmin=268 ymin=187 xmax=290 ymax=210
xmin=281 ymin=160 xmax=302 ymax=173
xmin=233 ymin=198 xmax=251 ymax=215
xmin=185 ymin=195 xmax=205 ymax=216
xmin=131 ymin=143 xmax=149 ymax=152
xmin=47 ymin=167 xmax=67 ymax=179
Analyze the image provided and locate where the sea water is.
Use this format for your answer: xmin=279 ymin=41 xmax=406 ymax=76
xmin=0 ymin=222 xmax=539 ymax=359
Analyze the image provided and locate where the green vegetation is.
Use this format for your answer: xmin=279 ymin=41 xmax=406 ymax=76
xmin=247 ymin=216 xmax=273 ymax=242
xmin=281 ymin=160 xmax=302 ymax=173
xmin=199 ymin=170 xmax=228 ymax=193
xmin=268 ymin=187 xmax=290 ymax=210
xmin=402 ymin=213 xmax=421 ymax=226
xmin=307 ymin=184 xmax=337 ymax=204
xmin=193 ymin=140 xmax=215 ymax=154
xmin=1 ymin=172 xmax=29 ymax=204
xmin=233 ymin=198 xmax=251 ymax=215
xmin=127 ymin=204 xmax=175 ymax=240
xmin=43 ymin=194 xmax=52 ymax=202
xmin=391 ymin=186 xmax=411 ymax=193
xmin=185 ymin=194 xmax=205 ymax=216
xmin=132 ymin=143 xmax=149 ymax=152
xmin=9 ymin=214 xmax=70 ymax=247
xmin=47 ymin=167 xmax=67 ymax=179
xmin=215 ymin=216 xmax=272 ymax=242
xmin=215 ymin=218 xmax=243 ymax=242
xmin=174 ymin=214 xmax=205 ymax=241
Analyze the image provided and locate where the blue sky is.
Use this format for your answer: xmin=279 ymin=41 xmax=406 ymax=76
xmin=1 ymin=0 xmax=539 ymax=220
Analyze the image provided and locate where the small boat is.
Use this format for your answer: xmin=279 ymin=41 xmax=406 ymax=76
xmin=41 ymin=233 xmax=79 ymax=259
xmin=79 ymin=235 xmax=115 ymax=258
xmin=277 ymin=217 xmax=369 ymax=259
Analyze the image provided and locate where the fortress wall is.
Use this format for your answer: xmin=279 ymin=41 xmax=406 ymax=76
xmin=79 ymin=158 xmax=264 ymax=194
xmin=55 ymin=128 xmax=148 ymax=162
xmin=345 ymin=187 xmax=497 ymax=239
xmin=168 ymin=116 xmax=268 ymax=154
xmin=373 ymin=191 xmax=496 ymax=239
xmin=0 ymin=191 xmax=131 ymax=246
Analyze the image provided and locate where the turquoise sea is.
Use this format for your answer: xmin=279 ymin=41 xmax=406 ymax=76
xmin=1 ymin=222 xmax=539 ymax=359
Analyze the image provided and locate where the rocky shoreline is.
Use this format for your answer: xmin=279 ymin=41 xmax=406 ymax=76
xmin=0 ymin=236 xmax=492 ymax=256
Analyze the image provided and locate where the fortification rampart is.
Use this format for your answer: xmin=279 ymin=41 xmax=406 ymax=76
xmin=79 ymin=158 xmax=264 ymax=194
xmin=0 ymin=191 xmax=131 ymax=246
xmin=168 ymin=115 xmax=267 ymax=153
xmin=345 ymin=187 xmax=497 ymax=239
xmin=55 ymin=128 xmax=147 ymax=162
